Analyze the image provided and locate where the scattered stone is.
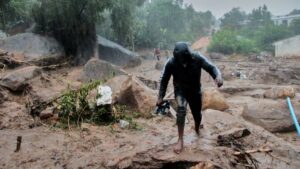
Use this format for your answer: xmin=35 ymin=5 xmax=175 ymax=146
xmin=155 ymin=61 xmax=165 ymax=70
xmin=97 ymin=36 xmax=141 ymax=68
xmin=217 ymin=128 xmax=251 ymax=146
xmin=83 ymin=58 xmax=126 ymax=82
xmin=202 ymin=88 xmax=229 ymax=111
xmin=0 ymin=66 xmax=42 ymax=91
xmin=39 ymin=107 xmax=54 ymax=120
xmin=119 ymin=120 xmax=130 ymax=129
xmin=116 ymin=76 xmax=157 ymax=117
xmin=242 ymin=99 xmax=300 ymax=132
xmin=81 ymin=123 xmax=93 ymax=132
xmin=0 ymin=33 xmax=65 ymax=65
xmin=263 ymin=86 xmax=295 ymax=99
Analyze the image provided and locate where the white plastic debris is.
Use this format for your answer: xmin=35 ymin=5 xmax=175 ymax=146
xmin=96 ymin=85 xmax=112 ymax=106
xmin=119 ymin=120 xmax=130 ymax=129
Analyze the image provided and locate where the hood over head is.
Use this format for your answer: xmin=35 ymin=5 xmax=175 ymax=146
xmin=173 ymin=42 xmax=192 ymax=65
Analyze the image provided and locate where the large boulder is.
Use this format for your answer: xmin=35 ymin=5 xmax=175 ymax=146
xmin=105 ymin=75 xmax=131 ymax=100
xmin=202 ymin=88 xmax=229 ymax=111
xmin=109 ymin=76 xmax=156 ymax=117
xmin=242 ymin=99 xmax=300 ymax=133
xmin=0 ymin=66 xmax=42 ymax=91
xmin=263 ymin=86 xmax=295 ymax=99
xmin=83 ymin=58 xmax=126 ymax=82
xmin=97 ymin=36 xmax=141 ymax=68
xmin=0 ymin=33 xmax=65 ymax=65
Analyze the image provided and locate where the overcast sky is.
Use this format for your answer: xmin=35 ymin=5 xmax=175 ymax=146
xmin=184 ymin=0 xmax=300 ymax=18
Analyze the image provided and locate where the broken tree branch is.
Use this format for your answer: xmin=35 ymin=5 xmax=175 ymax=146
xmin=233 ymin=146 xmax=272 ymax=155
xmin=14 ymin=136 xmax=22 ymax=152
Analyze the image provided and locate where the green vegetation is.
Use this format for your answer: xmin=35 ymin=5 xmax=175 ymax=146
xmin=131 ymin=0 xmax=215 ymax=48
xmin=209 ymin=6 xmax=299 ymax=55
xmin=97 ymin=0 xmax=215 ymax=49
xmin=53 ymin=80 xmax=140 ymax=130
xmin=55 ymin=80 xmax=105 ymax=127
xmin=0 ymin=0 xmax=36 ymax=30
xmin=3 ymin=0 xmax=213 ymax=62
xmin=2 ymin=1 xmax=299 ymax=58
xmin=32 ymin=0 xmax=114 ymax=64
xmin=208 ymin=29 xmax=257 ymax=54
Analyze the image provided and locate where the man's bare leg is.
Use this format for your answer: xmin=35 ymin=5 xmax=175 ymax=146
xmin=174 ymin=122 xmax=184 ymax=154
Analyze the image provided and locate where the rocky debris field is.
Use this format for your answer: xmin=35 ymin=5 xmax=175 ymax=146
xmin=0 ymin=47 xmax=300 ymax=169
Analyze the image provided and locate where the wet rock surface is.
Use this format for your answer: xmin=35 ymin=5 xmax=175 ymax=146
xmin=263 ymin=86 xmax=295 ymax=99
xmin=242 ymin=99 xmax=300 ymax=133
xmin=0 ymin=66 xmax=42 ymax=91
xmin=97 ymin=36 xmax=141 ymax=68
xmin=202 ymin=88 xmax=229 ymax=111
xmin=116 ymin=76 xmax=157 ymax=117
xmin=0 ymin=33 xmax=65 ymax=65
xmin=1 ymin=54 xmax=300 ymax=168
xmin=83 ymin=58 xmax=126 ymax=82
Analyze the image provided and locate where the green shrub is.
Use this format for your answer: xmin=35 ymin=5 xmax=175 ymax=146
xmin=208 ymin=29 xmax=238 ymax=54
xmin=236 ymin=38 xmax=258 ymax=54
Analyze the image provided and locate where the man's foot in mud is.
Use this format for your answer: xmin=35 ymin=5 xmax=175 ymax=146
xmin=194 ymin=124 xmax=204 ymax=136
xmin=174 ymin=140 xmax=184 ymax=154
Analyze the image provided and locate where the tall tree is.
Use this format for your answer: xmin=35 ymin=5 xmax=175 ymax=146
xmin=0 ymin=0 xmax=36 ymax=30
xmin=290 ymin=19 xmax=300 ymax=35
xmin=248 ymin=5 xmax=273 ymax=29
xmin=111 ymin=0 xmax=140 ymax=47
xmin=33 ymin=0 xmax=113 ymax=65
xmin=289 ymin=9 xmax=300 ymax=15
xmin=220 ymin=7 xmax=247 ymax=30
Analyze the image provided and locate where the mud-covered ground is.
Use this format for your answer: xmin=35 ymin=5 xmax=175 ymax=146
xmin=1 ymin=54 xmax=300 ymax=169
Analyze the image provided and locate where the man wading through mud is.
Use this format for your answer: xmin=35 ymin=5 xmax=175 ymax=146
xmin=157 ymin=42 xmax=223 ymax=153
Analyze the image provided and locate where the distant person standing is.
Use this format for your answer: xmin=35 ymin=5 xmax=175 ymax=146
xmin=154 ymin=48 xmax=161 ymax=61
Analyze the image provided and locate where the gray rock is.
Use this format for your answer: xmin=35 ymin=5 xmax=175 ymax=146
xmin=40 ymin=107 xmax=54 ymax=119
xmin=242 ymin=99 xmax=300 ymax=133
xmin=0 ymin=33 xmax=65 ymax=65
xmin=0 ymin=66 xmax=42 ymax=91
xmin=83 ymin=58 xmax=126 ymax=82
xmin=97 ymin=36 xmax=141 ymax=68
xmin=263 ymin=86 xmax=295 ymax=99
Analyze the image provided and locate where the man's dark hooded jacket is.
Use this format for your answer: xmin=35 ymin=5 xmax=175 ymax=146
xmin=158 ymin=42 xmax=221 ymax=99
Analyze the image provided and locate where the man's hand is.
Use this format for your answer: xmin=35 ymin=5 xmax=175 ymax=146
xmin=156 ymin=98 xmax=163 ymax=106
xmin=214 ymin=76 xmax=223 ymax=88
